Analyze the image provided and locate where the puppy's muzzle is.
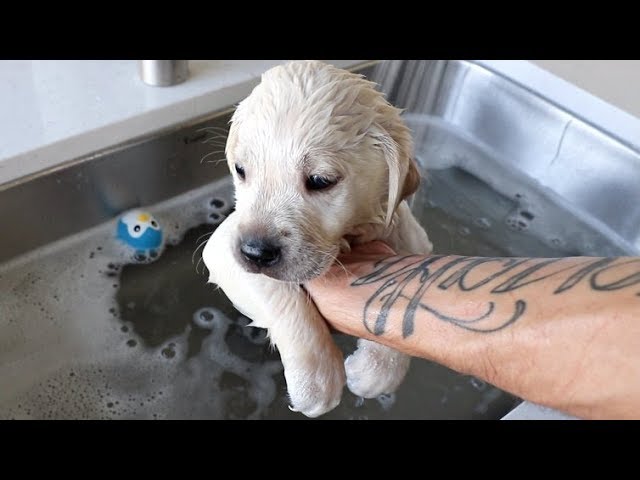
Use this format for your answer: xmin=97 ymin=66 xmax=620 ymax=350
xmin=239 ymin=237 xmax=282 ymax=269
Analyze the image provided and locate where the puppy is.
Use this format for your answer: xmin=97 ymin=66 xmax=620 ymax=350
xmin=202 ymin=60 xmax=432 ymax=417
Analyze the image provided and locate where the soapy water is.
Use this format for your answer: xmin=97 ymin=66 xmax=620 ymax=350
xmin=2 ymin=109 xmax=633 ymax=418
xmin=12 ymin=110 xmax=627 ymax=419
xmin=10 ymin=112 xmax=615 ymax=420
xmin=0 ymin=175 xmax=522 ymax=419
xmin=16 ymin=145 xmax=592 ymax=419
xmin=0 ymin=177 xmax=282 ymax=420
xmin=406 ymin=113 xmax=633 ymax=257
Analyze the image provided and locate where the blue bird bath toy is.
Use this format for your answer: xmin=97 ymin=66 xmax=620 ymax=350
xmin=116 ymin=209 xmax=164 ymax=260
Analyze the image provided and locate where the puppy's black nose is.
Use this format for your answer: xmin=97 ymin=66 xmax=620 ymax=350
xmin=240 ymin=238 xmax=281 ymax=267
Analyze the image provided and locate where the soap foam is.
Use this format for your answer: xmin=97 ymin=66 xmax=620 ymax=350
xmin=0 ymin=177 xmax=283 ymax=420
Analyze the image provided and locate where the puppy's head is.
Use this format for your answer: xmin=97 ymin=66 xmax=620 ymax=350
xmin=225 ymin=60 xmax=420 ymax=282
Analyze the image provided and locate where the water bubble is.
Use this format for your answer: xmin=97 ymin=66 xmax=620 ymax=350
xmin=193 ymin=307 xmax=217 ymax=329
xmin=376 ymin=392 xmax=396 ymax=411
xmin=470 ymin=377 xmax=486 ymax=391
xmin=242 ymin=327 xmax=268 ymax=345
xmin=506 ymin=215 xmax=529 ymax=232
xmin=474 ymin=217 xmax=491 ymax=230
xmin=354 ymin=415 xmax=369 ymax=420
xmin=161 ymin=346 xmax=176 ymax=359
xmin=457 ymin=226 xmax=471 ymax=237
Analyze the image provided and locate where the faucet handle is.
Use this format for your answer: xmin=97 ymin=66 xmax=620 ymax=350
xmin=138 ymin=60 xmax=189 ymax=87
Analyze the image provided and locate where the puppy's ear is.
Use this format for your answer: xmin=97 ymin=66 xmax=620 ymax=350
xmin=225 ymin=109 xmax=242 ymax=162
xmin=371 ymin=122 xmax=418 ymax=226
xmin=401 ymin=158 xmax=421 ymax=201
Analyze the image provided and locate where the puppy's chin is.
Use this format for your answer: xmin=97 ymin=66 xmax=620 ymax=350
xmin=236 ymin=250 xmax=337 ymax=284
xmin=259 ymin=259 xmax=334 ymax=284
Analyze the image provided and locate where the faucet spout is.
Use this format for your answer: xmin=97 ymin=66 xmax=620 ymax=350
xmin=138 ymin=60 xmax=189 ymax=87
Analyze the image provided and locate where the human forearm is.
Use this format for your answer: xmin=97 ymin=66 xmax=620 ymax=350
xmin=307 ymin=253 xmax=640 ymax=419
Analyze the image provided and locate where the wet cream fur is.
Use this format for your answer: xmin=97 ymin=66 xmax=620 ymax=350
xmin=203 ymin=61 xmax=432 ymax=417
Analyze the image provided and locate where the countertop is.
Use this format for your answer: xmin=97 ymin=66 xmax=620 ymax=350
xmin=2 ymin=60 xmax=638 ymax=188
xmin=533 ymin=60 xmax=640 ymax=119
xmin=0 ymin=60 xmax=364 ymax=186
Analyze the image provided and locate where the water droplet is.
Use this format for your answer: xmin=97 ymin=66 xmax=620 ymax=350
xmin=470 ymin=377 xmax=486 ymax=391
xmin=457 ymin=226 xmax=471 ymax=236
xmin=193 ymin=308 xmax=217 ymax=329
xmin=506 ymin=215 xmax=529 ymax=232
xmin=376 ymin=392 xmax=396 ymax=411
xmin=474 ymin=217 xmax=491 ymax=230
xmin=161 ymin=347 xmax=176 ymax=359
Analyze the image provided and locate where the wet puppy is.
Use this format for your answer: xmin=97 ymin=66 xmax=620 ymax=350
xmin=203 ymin=60 xmax=432 ymax=417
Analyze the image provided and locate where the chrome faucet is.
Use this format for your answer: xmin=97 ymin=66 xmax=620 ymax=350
xmin=138 ymin=60 xmax=189 ymax=87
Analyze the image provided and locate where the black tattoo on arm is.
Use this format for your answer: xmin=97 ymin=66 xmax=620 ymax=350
xmin=351 ymin=256 xmax=640 ymax=338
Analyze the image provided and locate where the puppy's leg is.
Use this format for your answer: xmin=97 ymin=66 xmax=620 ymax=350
xmin=203 ymin=213 xmax=345 ymax=417
xmin=345 ymin=339 xmax=412 ymax=398
xmin=346 ymin=202 xmax=433 ymax=398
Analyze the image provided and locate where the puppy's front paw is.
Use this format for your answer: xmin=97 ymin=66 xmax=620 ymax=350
xmin=345 ymin=339 xmax=411 ymax=398
xmin=284 ymin=344 xmax=346 ymax=418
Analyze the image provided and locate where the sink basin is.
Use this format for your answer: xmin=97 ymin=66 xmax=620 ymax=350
xmin=1 ymin=60 xmax=638 ymax=419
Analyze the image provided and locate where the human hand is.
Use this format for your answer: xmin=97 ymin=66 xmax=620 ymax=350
xmin=304 ymin=241 xmax=398 ymax=339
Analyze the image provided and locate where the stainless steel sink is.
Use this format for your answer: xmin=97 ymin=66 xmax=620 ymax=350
xmin=1 ymin=60 xmax=638 ymax=419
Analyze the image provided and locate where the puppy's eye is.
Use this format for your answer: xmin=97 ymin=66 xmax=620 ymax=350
xmin=235 ymin=164 xmax=246 ymax=180
xmin=134 ymin=225 xmax=141 ymax=232
xmin=306 ymin=175 xmax=337 ymax=191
